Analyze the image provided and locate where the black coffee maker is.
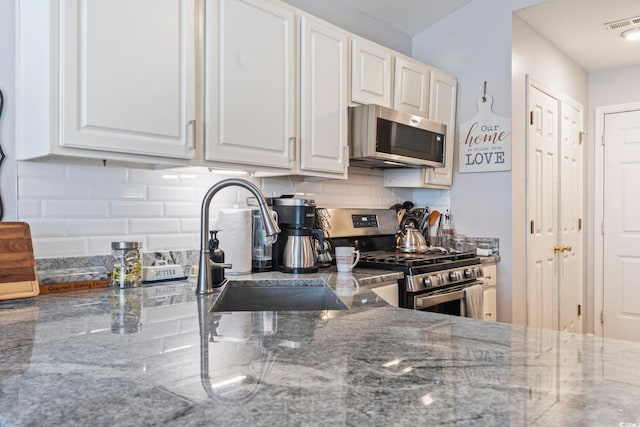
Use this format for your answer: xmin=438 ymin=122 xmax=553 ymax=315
xmin=271 ymin=197 xmax=323 ymax=273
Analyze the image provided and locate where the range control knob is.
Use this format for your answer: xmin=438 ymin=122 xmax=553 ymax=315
xmin=423 ymin=275 xmax=440 ymax=288
xmin=464 ymin=268 xmax=476 ymax=279
xmin=449 ymin=271 xmax=462 ymax=281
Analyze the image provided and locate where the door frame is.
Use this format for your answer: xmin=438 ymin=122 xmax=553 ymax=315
xmin=593 ymin=101 xmax=640 ymax=337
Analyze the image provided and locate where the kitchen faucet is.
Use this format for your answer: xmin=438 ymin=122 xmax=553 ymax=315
xmin=196 ymin=178 xmax=280 ymax=295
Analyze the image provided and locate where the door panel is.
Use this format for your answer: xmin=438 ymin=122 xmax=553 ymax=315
xmin=603 ymin=109 xmax=640 ymax=341
xmin=61 ymin=0 xmax=196 ymax=158
xmin=300 ymin=15 xmax=348 ymax=174
xmin=559 ymin=101 xmax=583 ymax=333
xmin=205 ymin=0 xmax=294 ymax=168
xmin=527 ymin=85 xmax=559 ymax=330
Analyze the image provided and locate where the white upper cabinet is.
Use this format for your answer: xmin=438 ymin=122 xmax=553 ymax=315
xmin=392 ymin=56 xmax=430 ymax=118
xmin=383 ymin=67 xmax=457 ymax=189
xmin=298 ymin=14 xmax=349 ymax=177
xmin=17 ymin=0 xmax=197 ymax=162
xmin=204 ymin=0 xmax=295 ymax=170
xmin=350 ymin=38 xmax=393 ymax=108
xmin=425 ymin=68 xmax=457 ymax=187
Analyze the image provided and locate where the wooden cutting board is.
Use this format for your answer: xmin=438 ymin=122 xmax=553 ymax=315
xmin=0 ymin=222 xmax=39 ymax=300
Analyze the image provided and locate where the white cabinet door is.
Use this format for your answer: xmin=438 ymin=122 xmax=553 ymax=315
xmin=350 ymin=38 xmax=392 ymax=107
xmin=482 ymin=263 xmax=497 ymax=322
xmin=425 ymin=69 xmax=457 ymax=187
xmin=205 ymin=0 xmax=295 ymax=169
xmin=393 ymin=56 xmax=429 ymax=117
xmin=60 ymin=0 xmax=196 ymax=159
xmin=299 ymin=15 xmax=348 ymax=176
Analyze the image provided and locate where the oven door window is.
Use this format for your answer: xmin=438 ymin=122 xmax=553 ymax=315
xmin=376 ymin=119 xmax=445 ymax=165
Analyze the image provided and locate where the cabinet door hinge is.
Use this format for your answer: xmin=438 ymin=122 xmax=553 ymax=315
xmin=577 ymin=304 xmax=581 ymax=316
xmin=530 ymin=111 xmax=534 ymax=125
xmin=600 ymin=310 xmax=605 ymax=324
xmin=601 ymin=221 xmax=604 ymax=235
xmin=578 ymin=218 xmax=582 ymax=230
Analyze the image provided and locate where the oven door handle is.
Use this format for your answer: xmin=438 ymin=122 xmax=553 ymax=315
xmin=415 ymin=289 xmax=466 ymax=309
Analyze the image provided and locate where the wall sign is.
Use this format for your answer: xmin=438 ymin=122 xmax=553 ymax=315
xmin=458 ymin=92 xmax=511 ymax=173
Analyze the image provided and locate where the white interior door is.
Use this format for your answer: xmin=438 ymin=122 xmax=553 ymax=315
xmin=558 ymin=101 xmax=583 ymax=333
xmin=527 ymin=85 xmax=559 ymax=331
xmin=603 ymin=109 xmax=640 ymax=342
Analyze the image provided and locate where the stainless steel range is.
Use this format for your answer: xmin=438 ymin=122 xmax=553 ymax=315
xmin=319 ymin=208 xmax=483 ymax=315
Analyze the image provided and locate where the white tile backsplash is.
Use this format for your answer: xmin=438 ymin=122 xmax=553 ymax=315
xmin=18 ymin=161 xmax=448 ymax=258
xmin=66 ymin=219 xmax=128 ymax=236
xmin=89 ymin=183 xmax=146 ymax=200
xmin=43 ymin=200 xmax=108 ymax=218
xmin=110 ymin=201 xmax=164 ymax=218
xmin=19 ymin=178 xmax=88 ymax=199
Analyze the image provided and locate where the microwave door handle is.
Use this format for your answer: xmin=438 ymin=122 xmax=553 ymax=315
xmin=415 ymin=289 xmax=466 ymax=309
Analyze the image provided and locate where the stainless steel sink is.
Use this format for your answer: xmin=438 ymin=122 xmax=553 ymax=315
xmin=210 ymin=280 xmax=348 ymax=312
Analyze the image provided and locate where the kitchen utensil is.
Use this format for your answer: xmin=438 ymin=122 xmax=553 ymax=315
xmin=428 ymin=210 xmax=441 ymax=225
xmin=396 ymin=208 xmax=406 ymax=225
xmin=401 ymin=201 xmax=415 ymax=211
xmin=394 ymin=222 xmax=429 ymax=253
xmin=0 ymin=222 xmax=39 ymax=300
xmin=271 ymin=197 xmax=320 ymax=273
xmin=335 ymin=247 xmax=360 ymax=273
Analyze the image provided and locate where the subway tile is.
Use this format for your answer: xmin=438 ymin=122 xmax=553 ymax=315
xmin=43 ymin=200 xmax=108 ymax=218
xmin=66 ymin=219 xmax=128 ymax=236
xmin=129 ymin=219 xmax=180 ymax=234
xmin=146 ymin=234 xmax=197 ymax=251
xmin=24 ymin=219 xmax=66 ymax=237
xmin=377 ymin=195 xmax=402 ymax=209
xmin=355 ymin=194 xmax=380 ymax=208
xmin=32 ymin=237 xmax=89 ymax=258
xmin=129 ymin=169 xmax=181 ymax=186
xmin=17 ymin=199 xmax=42 ymax=218
xmin=164 ymin=202 xmax=200 ymax=218
xmin=66 ymin=164 xmax=128 ymax=183
xmin=19 ymin=178 xmax=88 ymax=199
xmin=148 ymin=185 xmax=197 ymax=202
xmin=17 ymin=161 xmax=65 ymax=179
xmin=260 ymin=177 xmax=296 ymax=198
xmin=179 ymin=218 xmax=200 ymax=234
xmin=322 ymin=182 xmax=352 ymax=194
xmin=88 ymin=235 xmax=147 ymax=256
xmin=110 ymin=201 xmax=164 ymax=218
xmin=89 ymin=183 xmax=146 ymax=200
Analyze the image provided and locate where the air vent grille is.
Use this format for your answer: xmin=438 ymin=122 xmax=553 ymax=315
xmin=603 ymin=16 xmax=640 ymax=30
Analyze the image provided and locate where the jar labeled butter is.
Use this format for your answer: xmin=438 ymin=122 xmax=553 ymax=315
xmin=111 ymin=241 xmax=143 ymax=288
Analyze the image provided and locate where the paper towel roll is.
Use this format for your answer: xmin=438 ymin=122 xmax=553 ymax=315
xmin=217 ymin=208 xmax=252 ymax=275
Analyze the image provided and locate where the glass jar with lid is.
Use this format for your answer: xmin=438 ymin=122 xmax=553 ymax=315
xmin=111 ymin=241 xmax=143 ymax=288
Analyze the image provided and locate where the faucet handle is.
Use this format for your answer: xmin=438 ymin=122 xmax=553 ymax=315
xmin=210 ymin=261 xmax=232 ymax=270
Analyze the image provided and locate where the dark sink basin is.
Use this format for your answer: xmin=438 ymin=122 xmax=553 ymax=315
xmin=211 ymin=280 xmax=348 ymax=312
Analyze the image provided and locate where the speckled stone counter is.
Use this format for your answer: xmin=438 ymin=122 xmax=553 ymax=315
xmin=0 ymin=268 xmax=639 ymax=426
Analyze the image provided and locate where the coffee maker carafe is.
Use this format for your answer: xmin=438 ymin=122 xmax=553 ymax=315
xmin=271 ymin=197 xmax=322 ymax=273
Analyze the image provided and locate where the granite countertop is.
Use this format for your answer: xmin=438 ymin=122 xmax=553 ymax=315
xmin=1 ymin=268 xmax=639 ymax=426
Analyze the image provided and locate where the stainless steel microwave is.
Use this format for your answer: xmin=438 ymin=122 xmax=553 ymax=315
xmin=348 ymin=104 xmax=447 ymax=168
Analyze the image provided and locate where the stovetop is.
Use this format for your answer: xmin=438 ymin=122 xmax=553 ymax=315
xmin=357 ymin=249 xmax=479 ymax=274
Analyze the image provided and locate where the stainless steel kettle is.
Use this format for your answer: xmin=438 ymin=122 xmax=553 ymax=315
xmin=395 ymin=221 xmax=428 ymax=253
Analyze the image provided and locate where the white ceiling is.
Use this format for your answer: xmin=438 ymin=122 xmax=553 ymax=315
xmin=346 ymin=0 xmax=473 ymax=37
xmin=347 ymin=0 xmax=640 ymax=71
xmin=516 ymin=0 xmax=640 ymax=71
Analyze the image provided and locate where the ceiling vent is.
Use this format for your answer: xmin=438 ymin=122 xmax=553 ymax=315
xmin=603 ymin=16 xmax=640 ymax=31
